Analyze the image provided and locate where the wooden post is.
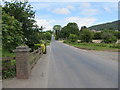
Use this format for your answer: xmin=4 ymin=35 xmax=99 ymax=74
xmin=13 ymin=46 xmax=31 ymax=79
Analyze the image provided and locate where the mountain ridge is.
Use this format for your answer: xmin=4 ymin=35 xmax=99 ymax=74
xmin=88 ymin=20 xmax=119 ymax=31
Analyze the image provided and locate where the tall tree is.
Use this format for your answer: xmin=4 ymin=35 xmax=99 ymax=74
xmin=60 ymin=26 xmax=68 ymax=38
xmin=3 ymin=1 xmax=37 ymax=44
xmin=53 ymin=25 xmax=61 ymax=35
xmin=39 ymin=26 xmax=45 ymax=32
xmin=80 ymin=26 xmax=87 ymax=31
xmin=80 ymin=29 xmax=94 ymax=43
xmin=2 ymin=11 xmax=23 ymax=51
xmin=66 ymin=22 xmax=79 ymax=35
xmin=58 ymin=22 xmax=79 ymax=39
xmin=53 ymin=25 xmax=61 ymax=40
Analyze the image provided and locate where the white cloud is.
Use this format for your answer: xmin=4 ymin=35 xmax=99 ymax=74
xmin=53 ymin=8 xmax=70 ymax=14
xmin=66 ymin=5 xmax=75 ymax=10
xmin=79 ymin=2 xmax=99 ymax=16
xmin=29 ymin=0 xmax=119 ymax=2
xmin=31 ymin=3 xmax=50 ymax=10
xmin=36 ymin=19 xmax=55 ymax=31
xmin=81 ymin=8 xmax=99 ymax=16
xmin=52 ymin=5 xmax=75 ymax=15
xmin=102 ymin=2 xmax=118 ymax=13
xmin=65 ymin=16 xmax=97 ymax=28
xmin=103 ymin=7 xmax=112 ymax=13
xmin=80 ymin=2 xmax=91 ymax=8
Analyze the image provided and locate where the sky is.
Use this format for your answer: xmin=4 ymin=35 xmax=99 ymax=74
xmin=2 ymin=0 xmax=119 ymax=31
xmin=28 ymin=1 xmax=118 ymax=31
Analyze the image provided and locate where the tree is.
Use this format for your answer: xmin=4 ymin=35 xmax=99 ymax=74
xmin=53 ymin=25 xmax=61 ymax=40
xmin=113 ymin=31 xmax=120 ymax=39
xmin=3 ymin=1 xmax=37 ymax=44
xmin=0 ymin=6 xmax=2 ymax=45
xmin=80 ymin=26 xmax=87 ymax=31
xmin=43 ymin=32 xmax=52 ymax=40
xmin=93 ymin=32 xmax=102 ymax=39
xmin=46 ymin=30 xmax=53 ymax=34
xmin=80 ymin=29 xmax=94 ymax=43
xmin=67 ymin=22 xmax=79 ymax=35
xmin=69 ymin=34 xmax=78 ymax=42
xmin=58 ymin=22 xmax=79 ymax=39
xmin=53 ymin=25 xmax=61 ymax=35
xmin=60 ymin=26 xmax=69 ymax=38
xmin=2 ymin=11 xmax=23 ymax=51
xmin=101 ymin=32 xmax=117 ymax=43
xmin=39 ymin=26 xmax=45 ymax=32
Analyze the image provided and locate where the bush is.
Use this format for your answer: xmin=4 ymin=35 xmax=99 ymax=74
xmin=69 ymin=34 xmax=78 ymax=42
xmin=55 ymin=36 xmax=59 ymax=40
xmin=109 ymin=44 xmax=120 ymax=49
xmin=80 ymin=29 xmax=93 ymax=43
xmin=103 ymin=36 xmax=117 ymax=43
xmin=101 ymin=32 xmax=117 ymax=43
xmin=63 ymin=40 xmax=67 ymax=43
xmin=114 ymin=31 xmax=120 ymax=39
xmin=2 ymin=60 xmax=16 ymax=79
xmin=93 ymin=32 xmax=102 ymax=39
xmin=63 ymin=40 xmax=71 ymax=43
xmin=43 ymin=32 xmax=52 ymax=40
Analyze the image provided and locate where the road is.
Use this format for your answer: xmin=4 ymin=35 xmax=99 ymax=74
xmin=47 ymin=36 xmax=118 ymax=88
xmin=2 ymin=36 xmax=118 ymax=88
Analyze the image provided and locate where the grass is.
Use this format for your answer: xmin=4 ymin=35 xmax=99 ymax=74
xmin=64 ymin=40 xmax=120 ymax=52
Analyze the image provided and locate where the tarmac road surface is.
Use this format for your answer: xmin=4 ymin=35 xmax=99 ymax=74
xmin=47 ymin=36 xmax=118 ymax=88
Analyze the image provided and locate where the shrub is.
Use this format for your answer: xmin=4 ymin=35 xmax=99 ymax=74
xmin=2 ymin=60 xmax=16 ymax=79
xmin=55 ymin=36 xmax=59 ymax=40
xmin=109 ymin=44 xmax=120 ymax=49
xmin=114 ymin=31 xmax=120 ymax=39
xmin=104 ymin=36 xmax=117 ymax=43
xmin=80 ymin=29 xmax=94 ymax=43
xmin=101 ymin=32 xmax=117 ymax=43
xmin=93 ymin=32 xmax=102 ymax=39
xmin=44 ymin=32 xmax=52 ymax=40
xmin=63 ymin=40 xmax=67 ymax=43
xmin=69 ymin=34 xmax=78 ymax=42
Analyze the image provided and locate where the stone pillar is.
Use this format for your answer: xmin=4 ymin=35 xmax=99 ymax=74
xmin=13 ymin=46 xmax=31 ymax=79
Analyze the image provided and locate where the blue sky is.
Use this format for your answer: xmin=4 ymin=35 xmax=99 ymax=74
xmin=29 ymin=2 xmax=118 ymax=30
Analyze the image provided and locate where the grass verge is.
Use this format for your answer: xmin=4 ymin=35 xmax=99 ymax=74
xmin=64 ymin=40 xmax=120 ymax=52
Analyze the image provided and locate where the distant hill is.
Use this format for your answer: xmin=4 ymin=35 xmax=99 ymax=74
xmin=88 ymin=20 xmax=119 ymax=31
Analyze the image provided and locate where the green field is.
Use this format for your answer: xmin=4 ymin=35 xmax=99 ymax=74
xmin=64 ymin=41 xmax=120 ymax=52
